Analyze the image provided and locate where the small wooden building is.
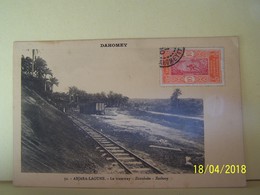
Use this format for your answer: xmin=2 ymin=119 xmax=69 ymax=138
xmin=79 ymin=102 xmax=105 ymax=115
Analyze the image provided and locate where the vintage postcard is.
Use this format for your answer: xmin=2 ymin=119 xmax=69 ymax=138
xmin=13 ymin=37 xmax=246 ymax=188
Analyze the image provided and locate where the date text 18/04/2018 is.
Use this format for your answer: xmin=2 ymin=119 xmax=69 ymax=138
xmin=194 ymin=165 xmax=247 ymax=174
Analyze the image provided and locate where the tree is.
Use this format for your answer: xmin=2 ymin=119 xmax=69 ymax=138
xmin=106 ymin=91 xmax=129 ymax=107
xmin=49 ymin=76 xmax=59 ymax=92
xmin=21 ymin=52 xmax=60 ymax=97
xmin=34 ymin=57 xmax=48 ymax=79
xmin=68 ymin=86 xmax=87 ymax=103
xmin=170 ymin=88 xmax=182 ymax=109
xmin=94 ymin=92 xmax=107 ymax=102
xmin=107 ymin=91 xmax=116 ymax=107
xmin=21 ymin=56 xmax=33 ymax=75
xmin=44 ymin=68 xmax=53 ymax=78
xmin=43 ymin=68 xmax=53 ymax=92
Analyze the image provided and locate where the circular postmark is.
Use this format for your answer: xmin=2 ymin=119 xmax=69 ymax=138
xmin=160 ymin=47 xmax=185 ymax=68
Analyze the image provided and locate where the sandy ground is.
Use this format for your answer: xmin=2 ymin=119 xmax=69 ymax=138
xmin=96 ymin=108 xmax=203 ymax=151
xmin=75 ymin=107 xmax=204 ymax=173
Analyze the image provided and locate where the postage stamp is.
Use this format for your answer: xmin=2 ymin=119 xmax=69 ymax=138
xmin=160 ymin=48 xmax=224 ymax=86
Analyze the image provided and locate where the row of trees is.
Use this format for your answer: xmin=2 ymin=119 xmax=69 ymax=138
xmin=68 ymin=86 xmax=129 ymax=107
xmin=52 ymin=86 xmax=129 ymax=109
xmin=21 ymin=54 xmax=59 ymax=95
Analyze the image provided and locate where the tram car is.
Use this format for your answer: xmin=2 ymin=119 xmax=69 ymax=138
xmin=79 ymin=102 xmax=105 ymax=115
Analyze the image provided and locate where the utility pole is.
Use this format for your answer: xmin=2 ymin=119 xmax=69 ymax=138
xmin=32 ymin=49 xmax=38 ymax=74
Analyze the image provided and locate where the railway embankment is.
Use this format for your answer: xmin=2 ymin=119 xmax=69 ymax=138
xmin=21 ymin=86 xmax=109 ymax=173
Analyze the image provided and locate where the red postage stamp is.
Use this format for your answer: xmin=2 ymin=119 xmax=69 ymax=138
xmin=160 ymin=48 xmax=224 ymax=86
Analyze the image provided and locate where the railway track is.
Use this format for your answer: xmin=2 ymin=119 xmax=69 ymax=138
xmin=69 ymin=115 xmax=163 ymax=174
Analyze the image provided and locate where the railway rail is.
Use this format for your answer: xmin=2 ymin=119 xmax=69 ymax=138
xmin=69 ymin=115 xmax=163 ymax=174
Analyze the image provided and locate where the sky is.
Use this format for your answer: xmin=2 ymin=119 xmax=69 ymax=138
xmin=19 ymin=40 xmax=196 ymax=99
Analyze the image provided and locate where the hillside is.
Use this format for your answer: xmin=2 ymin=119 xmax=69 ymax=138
xmin=21 ymin=86 xmax=106 ymax=173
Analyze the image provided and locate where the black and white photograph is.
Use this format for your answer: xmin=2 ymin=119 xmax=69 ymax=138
xmin=21 ymin=44 xmax=204 ymax=174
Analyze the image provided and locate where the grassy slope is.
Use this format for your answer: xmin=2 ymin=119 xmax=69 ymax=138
xmin=21 ymin=86 xmax=105 ymax=173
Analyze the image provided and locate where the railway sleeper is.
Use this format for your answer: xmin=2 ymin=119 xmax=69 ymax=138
xmin=102 ymin=144 xmax=115 ymax=147
xmin=100 ymin=141 xmax=111 ymax=144
xmin=113 ymin=153 xmax=130 ymax=157
xmin=105 ymin=146 xmax=120 ymax=150
xmin=130 ymin=168 xmax=153 ymax=172
xmin=91 ymin=136 xmax=104 ymax=139
xmin=126 ymin=164 xmax=147 ymax=169
xmin=94 ymin=137 xmax=105 ymax=140
xmin=124 ymin=161 xmax=143 ymax=165
xmin=107 ymin=149 xmax=124 ymax=153
xmin=116 ymin=157 xmax=135 ymax=161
